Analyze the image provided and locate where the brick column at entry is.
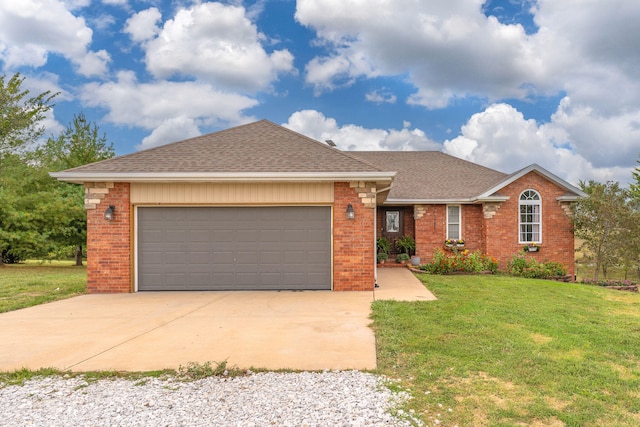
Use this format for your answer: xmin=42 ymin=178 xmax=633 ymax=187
xmin=86 ymin=182 xmax=131 ymax=293
xmin=333 ymin=182 xmax=375 ymax=291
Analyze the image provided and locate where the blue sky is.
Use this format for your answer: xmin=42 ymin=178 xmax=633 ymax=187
xmin=1 ymin=0 xmax=639 ymax=186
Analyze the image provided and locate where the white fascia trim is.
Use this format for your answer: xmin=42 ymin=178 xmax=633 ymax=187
xmin=475 ymin=196 xmax=510 ymax=203
xmin=557 ymin=195 xmax=582 ymax=202
xmin=384 ymin=198 xmax=476 ymax=205
xmin=50 ymin=171 xmax=396 ymax=184
xmin=383 ymin=196 xmax=510 ymax=205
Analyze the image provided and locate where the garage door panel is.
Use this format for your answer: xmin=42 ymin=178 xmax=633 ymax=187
xmin=138 ymin=206 xmax=331 ymax=291
xmin=190 ymin=252 xmax=211 ymax=264
xmin=211 ymin=252 xmax=235 ymax=264
xmin=237 ymin=229 xmax=259 ymax=242
xmin=140 ymin=230 xmax=163 ymax=243
xmin=212 ymin=230 xmax=234 ymax=242
xmin=187 ymin=230 xmax=211 ymax=242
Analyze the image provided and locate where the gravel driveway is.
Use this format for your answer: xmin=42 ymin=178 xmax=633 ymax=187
xmin=0 ymin=371 xmax=422 ymax=426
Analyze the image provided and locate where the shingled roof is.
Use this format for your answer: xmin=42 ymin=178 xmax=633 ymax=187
xmin=52 ymin=120 xmax=395 ymax=183
xmin=52 ymin=120 xmax=585 ymax=202
xmin=352 ymin=151 xmax=508 ymax=202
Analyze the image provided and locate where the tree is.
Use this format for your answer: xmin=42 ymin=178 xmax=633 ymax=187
xmin=32 ymin=113 xmax=115 ymax=265
xmin=0 ymin=74 xmax=57 ymax=266
xmin=34 ymin=112 xmax=115 ymax=171
xmin=0 ymin=73 xmax=57 ymax=154
xmin=573 ymin=181 xmax=635 ymax=280
xmin=0 ymin=153 xmax=56 ymax=264
xmin=630 ymin=157 xmax=640 ymax=204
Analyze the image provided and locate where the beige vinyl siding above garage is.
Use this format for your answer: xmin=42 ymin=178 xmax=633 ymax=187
xmin=131 ymin=182 xmax=334 ymax=205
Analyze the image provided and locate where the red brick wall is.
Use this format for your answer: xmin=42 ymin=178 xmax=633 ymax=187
xmin=414 ymin=205 xmax=483 ymax=259
xmin=462 ymin=205 xmax=484 ymax=253
xmin=333 ymin=182 xmax=375 ymax=291
xmin=414 ymin=205 xmax=446 ymax=260
xmin=484 ymin=172 xmax=575 ymax=276
xmin=86 ymin=183 xmax=131 ymax=293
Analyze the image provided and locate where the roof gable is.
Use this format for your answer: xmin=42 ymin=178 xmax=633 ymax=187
xmin=52 ymin=120 xmax=394 ymax=183
xmin=478 ymin=163 xmax=587 ymax=201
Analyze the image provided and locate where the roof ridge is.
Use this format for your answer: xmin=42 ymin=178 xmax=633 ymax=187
xmin=353 ymin=150 xmax=508 ymax=176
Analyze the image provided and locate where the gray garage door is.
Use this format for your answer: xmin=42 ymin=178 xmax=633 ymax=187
xmin=137 ymin=206 xmax=331 ymax=291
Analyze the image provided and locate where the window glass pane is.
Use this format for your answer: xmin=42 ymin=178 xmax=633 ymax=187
xmin=448 ymin=206 xmax=460 ymax=222
xmin=447 ymin=205 xmax=461 ymax=239
xmin=449 ymin=224 xmax=460 ymax=240
xmin=532 ymin=205 xmax=540 ymax=222
xmin=386 ymin=211 xmax=399 ymax=232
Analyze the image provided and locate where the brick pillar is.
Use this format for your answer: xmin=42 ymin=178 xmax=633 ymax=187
xmin=85 ymin=182 xmax=131 ymax=293
xmin=333 ymin=182 xmax=375 ymax=291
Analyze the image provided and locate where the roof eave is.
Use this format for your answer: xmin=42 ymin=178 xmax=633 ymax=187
xmin=384 ymin=197 xmax=479 ymax=205
xmin=49 ymin=171 xmax=397 ymax=184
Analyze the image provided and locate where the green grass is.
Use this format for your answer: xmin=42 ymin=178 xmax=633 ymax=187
xmin=0 ymin=261 xmax=86 ymax=313
xmin=372 ymin=274 xmax=640 ymax=426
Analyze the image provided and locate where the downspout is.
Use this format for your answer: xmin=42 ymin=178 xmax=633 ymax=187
xmin=373 ymin=184 xmax=393 ymax=289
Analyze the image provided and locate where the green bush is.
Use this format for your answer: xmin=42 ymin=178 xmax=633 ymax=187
xmin=395 ymin=235 xmax=416 ymax=255
xmin=507 ymin=254 xmax=567 ymax=279
xmin=396 ymin=253 xmax=411 ymax=263
xmin=420 ymin=249 xmax=498 ymax=274
xmin=376 ymin=236 xmax=391 ymax=254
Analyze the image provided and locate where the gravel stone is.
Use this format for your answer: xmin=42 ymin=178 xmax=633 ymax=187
xmin=0 ymin=371 xmax=421 ymax=426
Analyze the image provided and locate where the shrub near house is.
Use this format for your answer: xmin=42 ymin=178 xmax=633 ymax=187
xmin=420 ymin=249 xmax=498 ymax=274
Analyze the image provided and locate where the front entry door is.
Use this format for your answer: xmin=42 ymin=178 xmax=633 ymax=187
xmin=382 ymin=208 xmax=404 ymax=254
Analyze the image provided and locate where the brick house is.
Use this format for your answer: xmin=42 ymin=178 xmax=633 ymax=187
xmin=52 ymin=120 xmax=585 ymax=293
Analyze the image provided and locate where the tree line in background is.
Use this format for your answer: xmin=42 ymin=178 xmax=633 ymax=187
xmin=1 ymin=73 xmax=639 ymax=278
xmin=0 ymin=73 xmax=114 ymax=266
xmin=573 ymin=170 xmax=640 ymax=281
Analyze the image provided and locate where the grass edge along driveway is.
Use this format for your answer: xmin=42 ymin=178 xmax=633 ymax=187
xmin=0 ymin=262 xmax=86 ymax=314
xmin=371 ymin=274 xmax=640 ymax=427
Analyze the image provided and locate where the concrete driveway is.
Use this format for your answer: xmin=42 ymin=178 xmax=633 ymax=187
xmin=0 ymin=268 xmax=435 ymax=372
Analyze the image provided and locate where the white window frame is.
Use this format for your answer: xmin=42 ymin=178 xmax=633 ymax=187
xmin=446 ymin=205 xmax=461 ymax=240
xmin=519 ymin=189 xmax=542 ymax=243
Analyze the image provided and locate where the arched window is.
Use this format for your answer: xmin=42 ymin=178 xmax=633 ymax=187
xmin=519 ymin=190 xmax=541 ymax=243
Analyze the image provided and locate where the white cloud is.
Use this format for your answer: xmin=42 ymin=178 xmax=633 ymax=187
xmin=137 ymin=116 xmax=201 ymax=150
xmin=124 ymin=8 xmax=161 ymax=43
xmin=365 ymin=89 xmax=396 ymax=104
xmin=296 ymin=0 xmax=537 ymax=104
xmin=548 ymin=97 xmax=640 ymax=169
xmin=79 ymin=71 xmax=258 ymax=147
xmin=0 ymin=0 xmax=110 ymax=76
xmin=443 ymin=103 xmax=636 ymax=186
xmin=296 ymin=0 xmax=640 ymax=111
xmin=284 ymin=110 xmax=440 ymax=151
xmin=139 ymin=2 xmax=294 ymax=92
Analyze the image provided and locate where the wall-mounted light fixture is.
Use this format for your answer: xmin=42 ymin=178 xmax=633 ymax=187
xmin=346 ymin=203 xmax=355 ymax=220
xmin=104 ymin=205 xmax=115 ymax=221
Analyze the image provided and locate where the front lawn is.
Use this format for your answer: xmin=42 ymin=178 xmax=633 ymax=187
xmin=372 ymin=274 xmax=640 ymax=426
xmin=0 ymin=261 xmax=86 ymax=313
